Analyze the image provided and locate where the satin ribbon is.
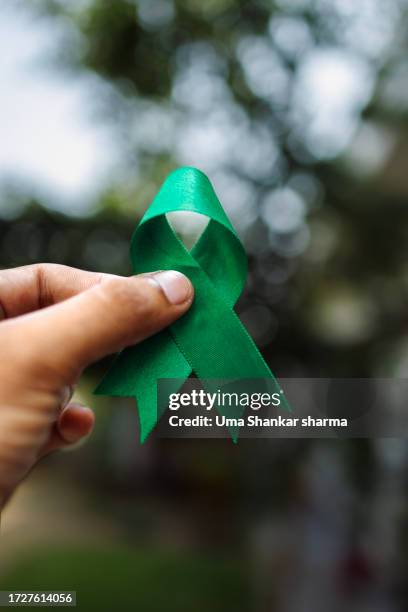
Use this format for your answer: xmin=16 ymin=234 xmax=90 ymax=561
xmin=95 ymin=167 xmax=288 ymax=441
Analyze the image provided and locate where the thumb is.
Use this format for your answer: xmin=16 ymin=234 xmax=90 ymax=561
xmin=3 ymin=271 xmax=193 ymax=383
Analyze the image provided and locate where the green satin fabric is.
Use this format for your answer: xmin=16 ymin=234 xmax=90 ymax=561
xmin=95 ymin=167 xmax=287 ymax=441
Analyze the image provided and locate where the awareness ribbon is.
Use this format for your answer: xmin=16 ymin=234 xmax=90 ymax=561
xmin=95 ymin=167 xmax=287 ymax=441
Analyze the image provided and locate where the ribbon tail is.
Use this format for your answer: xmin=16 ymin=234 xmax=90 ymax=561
xmin=136 ymin=395 xmax=158 ymax=443
xmin=94 ymin=330 xmax=192 ymax=442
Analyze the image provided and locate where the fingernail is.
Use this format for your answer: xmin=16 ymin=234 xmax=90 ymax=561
xmin=149 ymin=271 xmax=193 ymax=305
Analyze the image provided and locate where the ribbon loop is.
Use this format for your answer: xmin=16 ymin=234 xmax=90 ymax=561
xmin=96 ymin=167 xmax=286 ymax=441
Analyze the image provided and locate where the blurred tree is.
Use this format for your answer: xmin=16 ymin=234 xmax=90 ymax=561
xmin=6 ymin=0 xmax=408 ymax=378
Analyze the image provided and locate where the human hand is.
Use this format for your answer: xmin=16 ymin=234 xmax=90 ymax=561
xmin=0 ymin=264 xmax=193 ymax=507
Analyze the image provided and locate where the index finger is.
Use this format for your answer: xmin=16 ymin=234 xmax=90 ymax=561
xmin=0 ymin=264 xmax=114 ymax=320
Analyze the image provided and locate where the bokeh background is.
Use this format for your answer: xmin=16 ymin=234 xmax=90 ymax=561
xmin=2 ymin=0 xmax=408 ymax=610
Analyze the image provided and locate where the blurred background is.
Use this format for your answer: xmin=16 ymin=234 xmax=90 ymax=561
xmin=1 ymin=0 xmax=408 ymax=610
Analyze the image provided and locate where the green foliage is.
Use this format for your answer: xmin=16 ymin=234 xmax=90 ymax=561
xmin=1 ymin=546 xmax=249 ymax=611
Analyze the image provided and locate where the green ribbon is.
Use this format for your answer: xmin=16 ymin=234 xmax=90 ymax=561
xmin=95 ymin=167 xmax=288 ymax=442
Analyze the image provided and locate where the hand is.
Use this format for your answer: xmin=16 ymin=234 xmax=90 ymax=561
xmin=0 ymin=264 xmax=193 ymax=507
